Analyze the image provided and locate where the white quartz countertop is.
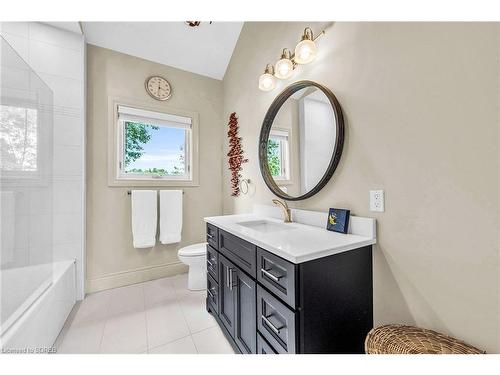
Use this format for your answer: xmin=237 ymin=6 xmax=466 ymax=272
xmin=204 ymin=213 xmax=376 ymax=264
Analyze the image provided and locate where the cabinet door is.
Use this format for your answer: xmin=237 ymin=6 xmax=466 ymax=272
xmin=206 ymin=274 xmax=219 ymax=314
xmin=219 ymin=255 xmax=236 ymax=336
xmin=234 ymin=269 xmax=256 ymax=354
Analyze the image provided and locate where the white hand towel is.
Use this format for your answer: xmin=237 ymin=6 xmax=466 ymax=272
xmin=159 ymin=190 xmax=183 ymax=244
xmin=131 ymin=190 xmax=157 ymax=248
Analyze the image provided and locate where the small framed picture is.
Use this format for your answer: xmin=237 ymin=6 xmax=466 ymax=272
xmin=326 ymin=208 xmax=350 ymax=234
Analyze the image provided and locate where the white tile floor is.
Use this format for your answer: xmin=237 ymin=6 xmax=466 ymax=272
xmin=55 ymin=273 xmax=236 ymax=354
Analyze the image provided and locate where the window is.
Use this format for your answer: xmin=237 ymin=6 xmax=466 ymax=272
xmin=116 ymin=105 xmax=193 ymax=181
xmin=0 ymin=104 xmax=39 ymax=177
xmin=267 ymin=129 xmax=290 ymax=181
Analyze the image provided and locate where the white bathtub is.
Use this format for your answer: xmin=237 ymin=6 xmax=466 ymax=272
xmin=0 ymin=260 xmax=75 ymax=353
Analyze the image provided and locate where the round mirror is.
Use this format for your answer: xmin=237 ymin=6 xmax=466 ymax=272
xmin=259 ymin=81 xmax=344 ymax=201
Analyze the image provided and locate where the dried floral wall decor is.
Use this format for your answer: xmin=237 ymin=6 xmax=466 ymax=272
xmin=227 ymin=112 xmax=248 ymax=196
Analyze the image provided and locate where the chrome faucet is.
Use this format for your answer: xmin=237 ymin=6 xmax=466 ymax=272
xmin=272 ymin=199 xmax=292 ymax=223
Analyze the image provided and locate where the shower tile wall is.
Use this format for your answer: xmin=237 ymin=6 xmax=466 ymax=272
xmin=0 ymin=22 xmax=85 ymax=299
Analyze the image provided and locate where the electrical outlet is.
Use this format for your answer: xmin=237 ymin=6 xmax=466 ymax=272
xmin=370 ymin=190 xmax=384 ymax=212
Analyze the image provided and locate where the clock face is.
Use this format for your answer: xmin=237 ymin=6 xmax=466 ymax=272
xmin=145 ymin=76 xmax=172 ymax=101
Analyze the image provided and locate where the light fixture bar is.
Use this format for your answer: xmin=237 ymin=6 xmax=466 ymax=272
xmin=258 ymin=27 xmax=326 ymax=91
xmin=313 ymin=30 xmax=326 ymax=42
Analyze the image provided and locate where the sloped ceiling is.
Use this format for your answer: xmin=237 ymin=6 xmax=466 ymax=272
xmin=81 ymin=22 xmax=243 ymax=80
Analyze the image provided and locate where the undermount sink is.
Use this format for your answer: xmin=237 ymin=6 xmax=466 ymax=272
xmin=237 ymin=220 xmax=293 ymax=233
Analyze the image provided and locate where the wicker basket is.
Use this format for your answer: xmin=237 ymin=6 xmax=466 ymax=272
xmin=365 ymin=324 xmax=484 ymax=354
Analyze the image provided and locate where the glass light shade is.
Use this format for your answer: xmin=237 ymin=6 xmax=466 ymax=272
xmin=294 ymin=39 xmax=317 ymax=64
xmin=258 ymin=72 xmax=276 ymax=91
xmin=274 ymin=58 xmax=294 ymax=79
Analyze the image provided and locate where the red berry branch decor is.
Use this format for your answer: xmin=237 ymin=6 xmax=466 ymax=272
xmin=227 ymin=112 xmax=248 ymax=196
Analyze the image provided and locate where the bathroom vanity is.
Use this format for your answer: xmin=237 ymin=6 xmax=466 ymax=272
xmin=203 ymin=77 xmax=374 ymax=354
xmin=204 ymin=209 xmax=376 ymax=354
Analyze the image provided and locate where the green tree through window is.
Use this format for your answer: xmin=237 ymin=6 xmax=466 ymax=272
xmin=267 ymin=138 xmax=281 ymax=176
xmin=123 ymin=121 xmax=186 ymax=177
xmin=124 ymin=122 xmax=159 ymax=167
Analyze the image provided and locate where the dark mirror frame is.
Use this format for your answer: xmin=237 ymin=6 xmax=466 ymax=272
xmin=259 ymin=80 xmax=345 ymax=201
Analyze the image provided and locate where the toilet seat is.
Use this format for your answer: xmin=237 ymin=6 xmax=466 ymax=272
xmin=178 ymin=242 xmax=207 ymax=257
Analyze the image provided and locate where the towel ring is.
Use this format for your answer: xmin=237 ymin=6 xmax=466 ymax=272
xmin=239 ymin=179 xmax=251 ymax=195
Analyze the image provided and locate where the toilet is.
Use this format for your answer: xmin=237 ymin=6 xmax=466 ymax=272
xmin=177 ymin=242 xmax=207 ymax=291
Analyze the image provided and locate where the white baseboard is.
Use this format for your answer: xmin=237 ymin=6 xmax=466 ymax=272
xmin=86 ymin=261 xmax=188 ymax=293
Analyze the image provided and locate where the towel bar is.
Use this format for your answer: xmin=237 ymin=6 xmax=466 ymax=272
xmin=126 ymin=190 xmax=184 ymax=195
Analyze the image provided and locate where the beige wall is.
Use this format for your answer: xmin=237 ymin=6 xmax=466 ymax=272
xmin=86 ymin=45 xmax=223 ymax=292
xmin=222 ymin=22 xmax=499 ymax=352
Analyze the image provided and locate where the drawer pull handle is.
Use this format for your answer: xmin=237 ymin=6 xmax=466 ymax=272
xmin=207 ymin=288 xmax=216 ymax=299
xmin=206 ymin=259 xmax=213 ymax=266
xmin=261 ymin=268 xmax=282 ymax=282
xmin=229 ymin=268 xmax=234 ymax=291
xmin=207 ymin=233 xmax=214 ymax=239
xmin=262 ymin=315 xmax=282 ymax=335
xmin=226 ymin=266 xmax=235 ymax=289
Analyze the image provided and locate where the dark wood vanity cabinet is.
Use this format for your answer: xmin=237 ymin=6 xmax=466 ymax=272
xmin=206 ymin=224 xmax=373 ymax=354
xmin=216 ymin=253 xmax=256 ymax=353
xmin=233 ymin=264 xmax=257 ymax=353
xmin=218 ymin=255 xmax=235 ymax=335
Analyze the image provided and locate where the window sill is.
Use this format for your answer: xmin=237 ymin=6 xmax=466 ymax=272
xmin=275 ymin=180 xmax=293 ymax=186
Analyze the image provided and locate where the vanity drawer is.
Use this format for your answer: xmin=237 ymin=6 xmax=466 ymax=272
xmin=207 ymin=274 xmax=219 ymax=314
xmin=206 ymin=223 xmax=219 ymax=249
xmin=257 ymin=285 xmax=297 ymax=354
xmin=257 ymin=333 xmax=278 ymax=354
xmin=219 ymin=230 xmax=256 ymax=277
xmin=206 ymin=245 xmax=219 ymax=281
xmin=257 ymin=248 xmax=297 ymax=309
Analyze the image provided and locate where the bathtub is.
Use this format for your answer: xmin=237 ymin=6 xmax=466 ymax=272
xmin=0 ymin=260 xmax=75 ymax=353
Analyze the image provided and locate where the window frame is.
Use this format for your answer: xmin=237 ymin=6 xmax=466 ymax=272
xmin=108 ymin=97 xmax=199 ymax=187
xmin=268 ymin=128 xmax=291 ymax=183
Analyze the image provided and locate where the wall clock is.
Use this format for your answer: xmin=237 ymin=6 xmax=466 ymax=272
xmin=145 ymin=75 xmax=172 ymax=101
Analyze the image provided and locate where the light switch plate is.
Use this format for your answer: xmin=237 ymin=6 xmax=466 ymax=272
xmin=370 ymin=190 xmax=384 ymax=212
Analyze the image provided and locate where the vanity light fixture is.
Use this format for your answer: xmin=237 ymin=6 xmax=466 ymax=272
xmin=294 ymin=27 xmax=319 ymax=64
xmin=274 ymin=48 xmax=295 ymax=80
xmin=258 ymin=27 xmax=325 ymax=91
xmin=258 ymin=64 xmax=277 ymax=92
